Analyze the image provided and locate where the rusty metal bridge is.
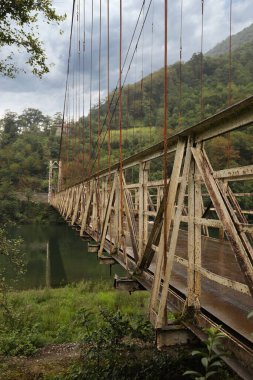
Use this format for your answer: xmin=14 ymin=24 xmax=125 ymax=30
xmin=50 ymin=1 xmax=253 ymax=378
xmin=51 ymin=96 xmax=253 ymax=378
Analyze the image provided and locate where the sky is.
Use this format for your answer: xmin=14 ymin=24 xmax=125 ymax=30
xmin=0 ymin=0 xmax=252 ymax=118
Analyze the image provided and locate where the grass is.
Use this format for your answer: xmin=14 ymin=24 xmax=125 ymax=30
xmin=0 ymin=281 xmax=150 ymax=355
xmin=0 ymin=281 xmax=240 ymax=380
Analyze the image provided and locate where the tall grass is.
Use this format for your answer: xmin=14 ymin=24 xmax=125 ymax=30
xmin=0 ymin=281 xmax=150 ymax=355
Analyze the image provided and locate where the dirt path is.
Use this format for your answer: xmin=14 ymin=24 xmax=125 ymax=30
xmin=0 ymin=343 xmax=80 ymax=380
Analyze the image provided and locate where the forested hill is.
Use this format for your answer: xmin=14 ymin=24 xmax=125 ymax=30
xmin=0 ymin=109 xmax=61 ymax=192
xmin=59 ymin=25 xmax=253 ymax=189
xmin=91 ymin=28 xmax=253 ymax=138
xmin=0 ymin=109 xmax=61 ymax=223
xmin=206 ymin=22 xmax=253 ymax=57
xmin=1 ymin=23 xmax=253 ymax=211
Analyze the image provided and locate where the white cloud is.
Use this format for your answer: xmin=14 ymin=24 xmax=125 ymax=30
xmin=0 ymin=0 xmax=252 ymax=118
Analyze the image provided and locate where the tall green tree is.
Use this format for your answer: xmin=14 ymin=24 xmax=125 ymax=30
xmin=0 ymin=111 xmax=19 ymax=147
xmin=18 ymin=108 xmax=50 ymax=132
xmin=0 ymin=0 xmax=65 ymax=77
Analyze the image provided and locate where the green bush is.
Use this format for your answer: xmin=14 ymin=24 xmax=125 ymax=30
xmin=0 ymin=326 xmax=39 ymax=356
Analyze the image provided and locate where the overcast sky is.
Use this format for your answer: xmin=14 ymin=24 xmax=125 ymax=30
xmin=0 ymin=0 xmax=252 ymax=118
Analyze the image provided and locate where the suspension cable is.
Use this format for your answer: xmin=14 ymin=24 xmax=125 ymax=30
xmin=228 ymin=0 xmax=233 ymax=106
xmin=149 ymin=0 xmax=155 ymax=143
xmin=59 ymin=0 xmax=76 ymax=164
xmin=98 ymin=0 xmax=101 ymax=174
xmin=107 ymin=0 xmax=111 ymax=173
xmin=141 ymin=1 xmax=145 ymax=116
xmin=91 ymin=0 xmax=154 ymax=173
xmin=89 ymin=0 xmax=94 ymax=176
xmin=200 ymin=0 xmax=204 ymax=120
xmin=103 ymin=0 xmax=147 ymax=149
xmin=163 ymin=0 xmax=168 ymax=263
xmin=178 ymin=0 xmax=183 ymax=129
xmin=82 ymin=0 xmax=86 ymax=171
xmin=72 ymin=4 xmax=76 ymax=177
xmin=227 ymin=0 xmax=233 ymax=167
xmin=74 ymin=3 xmax=78 ymax=164
xmin=119 ymin=0 xmax=124 ymax=258
xmin=78 ymin=0 xmax=81 ymax=165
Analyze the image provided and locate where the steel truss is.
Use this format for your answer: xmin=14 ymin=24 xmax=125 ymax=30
xmin=51 ymin=96 xmax=253 ymax=377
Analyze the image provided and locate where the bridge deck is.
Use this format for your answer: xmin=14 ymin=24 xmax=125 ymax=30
xmin=169 ymin=230 xmax=252 ymax=342
xmin=52 ymin=96 xmax=253 ymax=375
xmin=101 ymin=227 xmax=253 ymax=343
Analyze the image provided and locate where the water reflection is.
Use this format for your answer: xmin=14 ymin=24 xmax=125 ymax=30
xmin=7 ymin=225 xmax=124 ymax=290
xmin=48 ymin=237 xmax=67 ymax=287
xmin=46 ymin=242 xmax=50 ymax=288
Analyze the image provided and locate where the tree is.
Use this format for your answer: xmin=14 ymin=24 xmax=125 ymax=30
xmin=18 ymin=108 xmax=50 ymax=132
xmin=0 ymin=227 xmax=24 ymax=328
xmin=0 ymin=111 xmax=19 ymax=147
xmin=0 ymin=1 xmax=65 ymax=78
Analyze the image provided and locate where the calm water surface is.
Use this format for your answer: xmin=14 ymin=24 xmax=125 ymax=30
xmin=7 ymin=224 xmax=124 ymax=290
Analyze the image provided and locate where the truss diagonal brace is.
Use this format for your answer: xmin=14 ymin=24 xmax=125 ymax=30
xmin=122 ymin=175 xmax=139 ymax=262
xmin=71 ymin=185 xmax=82 ymax=225
xmin=80 ymin=180 xmax=94 ymax=236
xmin=191 ymin=147 xmax=253 ymax=298
xmin=98 ymin=174 xmax=117 ymax=257
xmin=137 ymin=188 xmax=166 ymax=271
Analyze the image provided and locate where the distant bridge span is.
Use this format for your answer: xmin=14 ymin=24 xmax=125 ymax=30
xmin=51 ymin=96 xmax=253 ymax=378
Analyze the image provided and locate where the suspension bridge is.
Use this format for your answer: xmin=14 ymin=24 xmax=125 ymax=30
xmin=49 ymin=1 xmax=253 ymax=378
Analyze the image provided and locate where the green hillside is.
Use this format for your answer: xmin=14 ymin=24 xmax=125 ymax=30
xmin=61 ymin=33 xmax=253 ymax=182
xmin=0 ymin=109 xmax=61 ymax=223
xmin=81 ymin=29 xmax=253 ymax=143
xmin=206 ymin=22 xmax=253 ymax=57
xmin=1 ymin=24 xmax=253 ymax=202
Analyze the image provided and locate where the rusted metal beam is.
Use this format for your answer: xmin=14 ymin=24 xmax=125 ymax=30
xmin=50 ymin=95 xmax=253 ymax=374
xmin=192 ymin=147 xmax=253 ymax=297
xmin=150 ymin=138 xmax=186 ymax=320
xmin=56 ymin=95 xmax=253 ymax=193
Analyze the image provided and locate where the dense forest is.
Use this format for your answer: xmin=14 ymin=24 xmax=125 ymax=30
xmin=60 ymin=24 xmax=253 ymax=187
xmin=1 ymin=24 xmax=253 ymax=216
xmin=0 ymin=109 xmax=61 ymax=223
xmin=0 ymin=8 xmax=252 ymax=379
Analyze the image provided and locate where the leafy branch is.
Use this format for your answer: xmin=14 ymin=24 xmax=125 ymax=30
xmin=0 ymin=0 xmax=66 ymax=77
xmin=184 ymin=327 xmax=227 ymax=380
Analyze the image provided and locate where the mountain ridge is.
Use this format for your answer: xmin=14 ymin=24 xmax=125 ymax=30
xmin=206 ymin=22 xmax=253 ymax=57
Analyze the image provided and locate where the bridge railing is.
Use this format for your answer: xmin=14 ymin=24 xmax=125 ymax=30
xmin=51 ymin=96 xmax=253 ymax=364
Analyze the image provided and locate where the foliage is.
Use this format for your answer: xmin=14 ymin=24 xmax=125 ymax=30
xmin=0 ymin=26 xmax=253 ymax=214
xmin=67 ymin=309 xmax=191 ymax=380
xmin=1 ymin=26 xmax=253 ymax=197
xmin=0 ymin=283 xmax=238 ymax=379
xmin=0 ymin=197 xmax=63 ymax=224
xmin=0 ymin=108 xmax=61 ymax=223
xmin=0 ymin=108 xmax=60 ymax=191
xmin=206 ymin=23 xmax=253 ymax=57
xmin=0 ymin=227 xmax=25 ymax=292
xmin=0 ymin=281 xmax=150 ymax=356
xmin=0 ymin=0 xmax=65 ymax=77
xmin=0 ymin=325 xmax=39 ymax=356
xmin=66 ymin=311 xmax=234 ymax=380
xmin=61 ymin=33 xmax=253 ymax=190
xmin=0 ymin=228 xmax=28 ymax=354
xmin=184 ymin=327 xmax=227 ymax=380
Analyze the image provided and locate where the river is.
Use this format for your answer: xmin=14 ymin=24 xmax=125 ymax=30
xmin=5 ymin=224 xmax=124 ymax=290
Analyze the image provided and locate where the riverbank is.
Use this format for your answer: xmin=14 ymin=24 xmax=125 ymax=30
xmin=0 ymin=281 xmax=239 ymax=379
xmin=0 ymin=281 xmax=150 ymax=355
xmin=0 ymin=197 xmax=63 ymax=225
